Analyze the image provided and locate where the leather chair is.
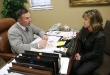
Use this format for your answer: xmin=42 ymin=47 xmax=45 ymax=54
xmin=93 ymin=20 xmax=110 ymax=75
xmin=0 ymin=18 xmax=17 ymax=62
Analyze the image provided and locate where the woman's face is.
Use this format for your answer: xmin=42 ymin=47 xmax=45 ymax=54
xmin=83 ymin=16 xmax=90 ymax=28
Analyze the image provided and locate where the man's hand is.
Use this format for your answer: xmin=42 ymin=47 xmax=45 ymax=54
xmin=42 ymin=35 xmax=48 ymax=41
xmin=38 ymin=40 xmax=47 ymax=49
xmin=75 ymin=53 xmax=81 ymax=60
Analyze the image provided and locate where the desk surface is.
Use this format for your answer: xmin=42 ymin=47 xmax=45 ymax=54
xmin=0 ymin=58 xmax=15 ymax=75
xmin=0 ymin=31 xmax=78 ymax=75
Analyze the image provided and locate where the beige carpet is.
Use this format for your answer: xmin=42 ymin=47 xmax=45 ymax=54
xmin=0 ymin=57 xmax=6 ymax=69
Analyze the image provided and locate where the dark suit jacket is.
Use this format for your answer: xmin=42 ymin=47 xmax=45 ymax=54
xmin=77 ymin=26 xmax=106 ymax=63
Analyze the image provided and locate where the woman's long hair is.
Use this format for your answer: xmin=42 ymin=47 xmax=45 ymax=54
xmin=82 ymin=9 xmax=104 ymax=33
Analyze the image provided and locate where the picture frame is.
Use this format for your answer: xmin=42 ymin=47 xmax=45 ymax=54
xmin=69 ymin=0 xmax=110 ymax=6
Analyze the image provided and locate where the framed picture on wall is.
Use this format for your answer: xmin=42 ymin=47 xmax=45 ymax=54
xmin=69 ymin=0 xmax=110 ymax=6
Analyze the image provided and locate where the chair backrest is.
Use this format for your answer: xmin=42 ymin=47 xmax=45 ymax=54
xmin=103 ymin=20 xmax=110 ymax=56
xmin=0 ymin=18 xmax=16 ymax=53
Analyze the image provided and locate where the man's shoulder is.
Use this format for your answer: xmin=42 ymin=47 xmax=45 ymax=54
xmin=8 ymin=23 xmax=19 ymax=33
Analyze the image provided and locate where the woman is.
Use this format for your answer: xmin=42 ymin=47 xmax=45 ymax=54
xmin=70 ymin=9 xmax=106 ymax=75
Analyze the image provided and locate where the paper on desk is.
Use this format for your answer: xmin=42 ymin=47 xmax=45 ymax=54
xmin=60 ymin=57 xmax=69 ymax=74
xmin=46 ymin=31 xmax=74 ymax=37
xmin=30 ymin=47 xmax=62 ymax=53
xmin=31 ymin=36 xmax=61 ymax=49
xmin=31 ymin=37 xmax=42 ymax=44
xmin=30 ymin=47 xmax=54 ymax=53
xmin=31 ymin=36 xmax=60 ymax=44
xmin=0 ymin=59 xmax=16 ymax=75
xmin=30 ymin=47 xmax=62 ymax=58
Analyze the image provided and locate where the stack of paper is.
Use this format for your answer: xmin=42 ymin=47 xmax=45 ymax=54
xmin=60 ymin=57 xmax=69 ymax=74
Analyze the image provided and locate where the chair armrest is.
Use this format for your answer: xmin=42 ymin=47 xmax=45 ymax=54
xmin=0 ymin=53 xmax=17 ymax=59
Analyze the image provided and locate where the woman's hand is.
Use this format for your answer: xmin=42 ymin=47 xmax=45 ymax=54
xmin=75 ymin=53 xmax=81 ymax=60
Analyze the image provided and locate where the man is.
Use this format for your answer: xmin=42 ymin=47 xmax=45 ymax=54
xmin=8 ymin=8 xmax=48 ymax=54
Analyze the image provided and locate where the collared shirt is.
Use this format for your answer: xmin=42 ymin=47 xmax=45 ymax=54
xmin=17 ymin=22 xmax=27 ymax=31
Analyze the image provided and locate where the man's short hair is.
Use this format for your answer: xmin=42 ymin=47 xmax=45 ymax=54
xmin=16 ymin=8 xmax=28 ymax=20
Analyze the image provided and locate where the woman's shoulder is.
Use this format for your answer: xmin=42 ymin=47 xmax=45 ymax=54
xmin=96 ymin=31 xmax=105 ymax=39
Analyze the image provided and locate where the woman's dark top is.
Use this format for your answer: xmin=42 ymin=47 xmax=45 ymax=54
xmin=77 ymin=26 xmax=106 ymax=63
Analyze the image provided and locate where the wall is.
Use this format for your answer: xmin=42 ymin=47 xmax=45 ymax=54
xmin=0 ymin=0 xmax=3 ymax=19
xmin=0 ymin=0 xmax=110 ymax=31
xmin=25 ymin=0 xmax=110 ymax=31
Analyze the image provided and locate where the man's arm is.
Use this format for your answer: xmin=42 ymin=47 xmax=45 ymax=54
xmin=30 ymin=24 xmax=46 ymax=38
xmin=8 ymin=28 xmax=39 ymax=54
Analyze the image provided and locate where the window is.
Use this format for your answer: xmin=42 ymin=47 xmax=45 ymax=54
xmin=30 ymin=0 xmax=53 ymax=10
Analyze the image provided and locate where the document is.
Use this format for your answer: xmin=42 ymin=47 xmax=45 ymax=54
xmin=30 ymin=47 xmax=55 ymax=53
xmin=31 ymin=36 xmax=61 ymax=49
xmin=0 ymin=59 xmax=16 ymax=75
xmin=60 ymin=57 xmax=69 ymax=74
xmin=46 ymin=31 xmax=76 ymax=38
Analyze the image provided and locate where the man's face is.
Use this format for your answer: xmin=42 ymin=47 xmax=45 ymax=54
xmin=18 ymin=12 xmax=31 ymax=27
xmin=83 ymin=16 xmax=90 ymax=28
